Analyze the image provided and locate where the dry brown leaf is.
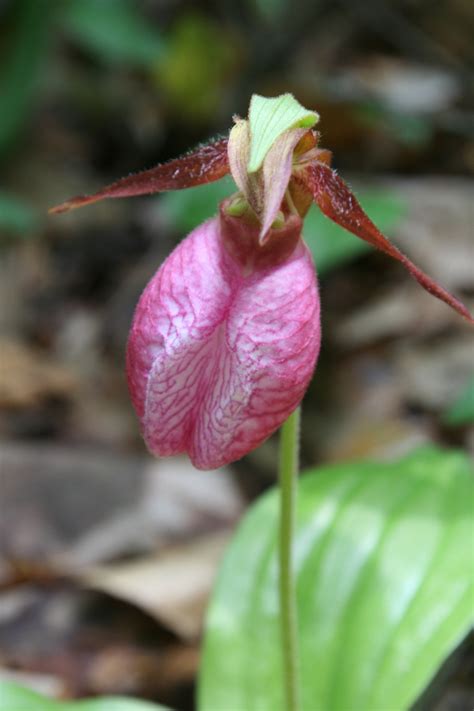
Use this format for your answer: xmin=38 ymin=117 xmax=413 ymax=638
xmin=63 ymin=456 xmax=243 ymax=566
xmin=322 ymin=417 xmax=431 ymax=463
xmin=0 ymin=443 xmax=145 ymax=562
xmin=391 ymin=178 xmax=474 ymax=291
xmin=397 ymin=336 xmax=474 ymax=409
xmin=0 ymin=444 xmax=243 ymax=571
xmin=0 ymin=340 xmax=78 ymax=408
xmin=80 ymin=532 xmax=232 ymax=640
xmin=87 ymin=644 xmax=199 ymax=696
xmin=335 ymin=283 xmax=474 ymax=347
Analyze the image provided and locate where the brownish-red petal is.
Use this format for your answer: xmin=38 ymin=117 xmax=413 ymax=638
xmin=298 ymin=162 xmax=474 ymax=324
xmin=49 ymin=138 xmax=230 ymax=214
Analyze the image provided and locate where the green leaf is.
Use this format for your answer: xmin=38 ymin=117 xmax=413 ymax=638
xmin=63 ymin=0 xmax=165 ymax=67
xmin=158 ymin=176 xmax=236 ymax=234
xmin=0 ymin=0 xmax=56 ymax=159
xmin=62 ymin=699 xmax=168 ymax=711
xmin=357 ymin=102 xmax=434 ymax=147
xmin=199 ymin=447 xmax=474 ymax=711
xmin=248 ymin=94 xmax=318 ymax=173
xmin=156 ymin=14 xmax=237 ymax=121
xmin=443 ymin=374 xmax=474 ymax=426
xmin=0 ymin=681 xmax=170 ymax=711
xmin=305 ymin=190 xmax=406 ymax=274
xmin=0 ymin=192 xmax=39 ymax=234
xmin=0 ymin=683 xmax=54 ymax=711
xmin=253 ymin=0 xmax=287 ymax=23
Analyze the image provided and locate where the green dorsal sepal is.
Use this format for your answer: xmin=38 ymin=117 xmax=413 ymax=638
xmin=247 ymin=93 xmax=319 ymax=173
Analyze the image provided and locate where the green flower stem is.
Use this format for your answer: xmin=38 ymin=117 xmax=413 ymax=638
xmin=278 ymin=405 xmax=301 ymax=711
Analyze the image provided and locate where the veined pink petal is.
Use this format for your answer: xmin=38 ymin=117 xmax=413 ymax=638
xmin=127 ymin=215 xmax=320 ymax=470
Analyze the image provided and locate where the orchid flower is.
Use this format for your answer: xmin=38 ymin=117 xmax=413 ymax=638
xmin=50 ymin=94 xmax=473 ymax=469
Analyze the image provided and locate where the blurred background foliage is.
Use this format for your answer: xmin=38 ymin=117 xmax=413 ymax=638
xmin=0 ymin=0 xmax=473 ymax=709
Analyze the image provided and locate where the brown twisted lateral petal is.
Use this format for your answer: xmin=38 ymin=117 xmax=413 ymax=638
xmin=49 ymin=138 xmax=230 ymax=214
xmin=296 ymin=162 xmax=474 ymax=324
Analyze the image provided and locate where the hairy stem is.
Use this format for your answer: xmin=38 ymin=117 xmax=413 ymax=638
xmin=278 ymin=405 xmax=301 ymax=711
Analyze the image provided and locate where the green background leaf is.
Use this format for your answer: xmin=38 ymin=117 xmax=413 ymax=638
xmin=0 ymin=681 xmax=170 ymax=711
xmin=199 ymin=447 xmax=474 ymax=711
xmin=443 ymin=374 xmax=474 ymax=426
xmin=158 ymin=176 xmax=236 ymax=234
xmin=62 ymin=0 xmax=165 ymax=67
xmin=0 ymin=0 xmax=57 ymax=159
xmin=0 ymin=192 xmax=39 ymax=235
xmin=156 ymin=14 xmax=237 ymax=121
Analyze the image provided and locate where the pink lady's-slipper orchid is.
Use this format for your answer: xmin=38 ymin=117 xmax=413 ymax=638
xmin=50 ymin=94 xmax=473 ymax=469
